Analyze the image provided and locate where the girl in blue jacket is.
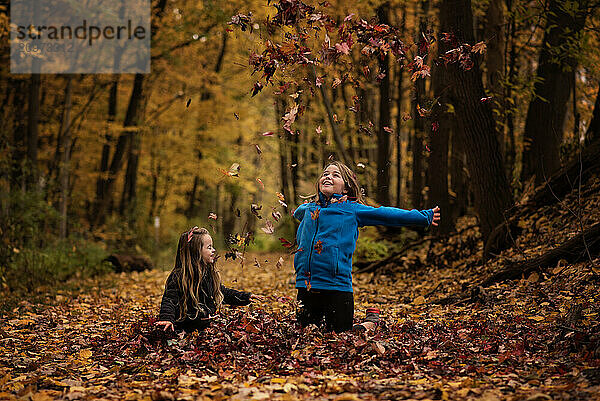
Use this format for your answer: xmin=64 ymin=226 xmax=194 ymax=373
xmin=293 ymin=161 xmax=441 ymax=333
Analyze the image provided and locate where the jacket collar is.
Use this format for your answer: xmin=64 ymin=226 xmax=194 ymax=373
xmin=318 ymin=191 xmax=344 ymax=206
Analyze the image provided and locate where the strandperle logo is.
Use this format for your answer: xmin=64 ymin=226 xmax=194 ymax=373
xmin=10 ymin=0 xmax=150 ymax=74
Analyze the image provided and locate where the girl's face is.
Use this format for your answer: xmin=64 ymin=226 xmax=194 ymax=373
xmin=319 ymin=165 xmax=347 ymax=197
xmin=200 ymin=235 xmax=216 ymax=264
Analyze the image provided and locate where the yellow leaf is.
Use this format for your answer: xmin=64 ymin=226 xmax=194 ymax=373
xmin=413 ymin=295 xmax=426 ymax=305
xmin=527 ymin=272 xmax=539 ymax=282
xmin=271 ymin=378 xmax=286 ymax=384
xmin=79 ymin=349 xmax=92 ymax=359
xmin=528 ymin=316 xmax=545 ymax=322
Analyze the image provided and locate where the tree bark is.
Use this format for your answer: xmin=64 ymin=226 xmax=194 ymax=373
xmin=521 ymin=0 xmax=590 ymax=185
xmin=411 ymin=0 xmax=430 ymax=209
xmin=584 ymin=82 xmax=600 ymax=146
xmin=375 ymin=3 xmax=392 ymax=206
xmin=59 ymin=75 xmax=73 ymax=239
xmin=26 ymin=73 xmax=41 ymax=190
xmin=441 ymin=0 xmax=513 ymax=242
xmin=427 ymin=28 xmax=452 ymax=234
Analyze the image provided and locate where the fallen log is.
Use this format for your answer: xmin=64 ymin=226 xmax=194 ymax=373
xmin=104 ymin=254 xmax=154 ymax=273
xmin=434 ymin=222 xmax=600 ymax=305
xmin=480 ymin=222 xmax=600 ymax=287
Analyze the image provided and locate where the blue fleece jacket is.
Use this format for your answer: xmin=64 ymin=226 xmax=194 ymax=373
xmin=293 ymin=192 xmax=434 ymax=292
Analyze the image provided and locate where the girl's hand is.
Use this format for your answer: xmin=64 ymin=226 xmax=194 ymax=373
xmin=431 ymin=206 xmax=441 ymax=227
xmin=155 ymin=321 xmax=174 ymax=332
xmin=250 ymin=294 xmax=265 ymax=301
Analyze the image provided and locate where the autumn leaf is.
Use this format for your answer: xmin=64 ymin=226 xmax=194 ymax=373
xmin=272 ymin=210 xmax=282 ymax=221
xmin=432 ymin=121 xmax=439 ymax=132
xmin=335 ymin=42 xmax=350 ymax=55
xmin=262 ymin=131 xmax=275 ymax=136
xmin=357 ymin=162 xmax=365 ymax=168
xmin=279 ymin=237 xmax=292 ymax=248
xmin=276 ymin=192 xmax=286 ymax=202
xmin=314 ymin=240 xmax=323 ymax=254
xmin=311 ymin=209 xmax=320 ymax=220
xmin=261 ymin=220 xmax=274 ymax=234
xmin=471 ymin=41 xmax=487 ymax=54
xmin=276 ymin=257 xmax=284 ymax=269
xmin=332 ymin=78 xmax=342 ymax=88
xmin=251 ymin=82 xmax=264 ymax=97
xmin=186 ymin=98 xmax=191 ymax=108
xmin=315 ymin=125 xmax=322 ymax=135
xmin=208 ymin=213 xmax=217 ymax=220
xmin=383 ymin=126 xmax=394 ymax=134
xmin=480 ymin=96 xmax=493 ymax=103
xmin=234 ymin=112 xmax=239 ymax=120
xmin=402 ymin=113 xmax=412 ymax=121
xmin=251 ymin=204 xmax=263 ymax=219
xmin=256 ymin=178 xmax=265 ymax=189
xmin=254 ymin=144 xmax=262 ymax=155
xmin=254 ymin=257 xmax=261 ymax=268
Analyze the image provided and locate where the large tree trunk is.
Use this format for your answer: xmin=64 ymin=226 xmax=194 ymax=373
xmin=441 ymin=0 xmax=513 ymax=242
xmin=375 ymin=3 xmax=392 ymax=206
xmin=411 ymin=0 xmax=430 ymax=209
xmin=450 ymin=118 xmax=468 ymax=219
xmin=484 ymin=0 xmax=504 ymax=103
xmin=521 ymin=0 xmax=590 ymax=185
xmin=504 ymin=0 xmax=517 ymax=181
xmin=59 ymin=75 xmax=73 ymax=239
xmin=427 ymin=24 xmax=452 ymax=235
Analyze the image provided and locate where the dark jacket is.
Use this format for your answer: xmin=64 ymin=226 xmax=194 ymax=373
xmin=158 ymin=270 xmax=251 ymax=331
xmin=293 ymin=192 xmax=433 ymax=292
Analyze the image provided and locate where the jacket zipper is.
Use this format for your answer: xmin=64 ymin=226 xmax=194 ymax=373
xmin=307 ymin=206 xmax=320 ymax=283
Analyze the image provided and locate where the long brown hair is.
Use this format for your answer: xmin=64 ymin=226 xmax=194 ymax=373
xmin=172 ymin=227 xmax=223 ymax=321
xmin=306 ymin=161 xmax=365 ymax=204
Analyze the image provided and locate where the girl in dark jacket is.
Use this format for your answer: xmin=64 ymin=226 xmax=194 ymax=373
xmin=155 ymin=227 xmax=260 ymax=332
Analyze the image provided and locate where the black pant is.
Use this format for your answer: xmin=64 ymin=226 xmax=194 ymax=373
xmin=296 ymin=288 xmax=354 ymax=332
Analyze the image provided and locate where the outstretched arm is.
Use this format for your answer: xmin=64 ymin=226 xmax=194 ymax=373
xmin=293 ymin=203 xmax=309 ymax=221
xmin=221 ymin=284 xmax=252 ymax=306
xmin=355 ymin=203 xmax=438 ymax=228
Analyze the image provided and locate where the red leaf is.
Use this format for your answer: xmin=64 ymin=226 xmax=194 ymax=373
xmin=432 ymin=121 xmax=439 ymax=132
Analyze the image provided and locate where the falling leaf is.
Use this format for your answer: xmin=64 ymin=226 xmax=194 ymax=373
xmin=276 ymin=192 xmax=286 ymax=202
xmin=316 ymin=76 xmax=323 ymax=87
xmin=251 ymin=81 xmax=264 ymax=97
xmin=234 ymin=112 xmax=240 ymax=120
xmin=402 ymin=113 xmax=412 ymax=121
xmin=383 ymin=126 xmax=394 ymax=134
xmin=357 ymin=162 xmax=366 ymax=168
xmin=208 ymin=213 xmax=218 ymax=220
xmin=186 ymin=99 xmax=192 ymax=108
xmin=316 ymin=126 xmax=322 ymax=135
xmin=272 ymin=211 xmax=282 ymax=221
xmin=279 ymin=200 xmax=288 ymax=208
xmin=254 ymin=258 xmax=262 ymax=268
xmin=256 ymin=178 xmax=265 ymax=189
xmin=432 ymin=121 xmax=439 ymax=132
xmin=228 ymin=163 xmax=240 ymax=177
xmin=254 ymin=144 xmax=262 ymax=155
xmin=262 ymin=131 xmax=275 ymax=136
xmin=251 ymin=204 xmax=263 ymax=219
xmin=335 ymin=42 xmax=350 ymax=55
xmin=276 ymin=257 xmax=284 ymax=269
xmin=471 ymin=41 xmax=487 ymax=54
xmin=480 ymin=96 xmax=493 ymax=103
xmin=332 ymin=78 xmax=342 ymax=88
xmin=425 ymin=145 xmax=431 ymax=152
xmin=279 ymin=237 xmax=292 ymax=248
xmin=261 ymin=220 xmax=274 ymax=234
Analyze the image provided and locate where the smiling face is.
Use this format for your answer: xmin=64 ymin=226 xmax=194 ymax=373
xmin=319 ymin=164 xmax=347 ymax=198
xmin=200 ymin=234 xmax=216 ymax=264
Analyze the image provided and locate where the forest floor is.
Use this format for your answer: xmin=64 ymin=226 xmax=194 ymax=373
xmin=2 ymin=178 xmax=600 ymax=400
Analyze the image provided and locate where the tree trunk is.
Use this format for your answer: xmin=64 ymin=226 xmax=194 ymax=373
xmin=521 ymin=0 xmax=590 ymax=185
xmin=441 ymin=0 xmax=513 ymax=242
xmin=411 ymin=0 xmax=430 ymax=209
xmin=504 ymin=0 xmax=517 ymax=182
xmin=94 ymin=73 xmax=147 ymax=226
xmin=584 ymin=82 xmax=600 ymax=146
xmin=59 ymin=75 xmax=73 ymax=239
xmin=484 ymin=0 xmax=504 ymax=105
xmin=10 ymin=79 xmax=27 ymax=193
xmin=450 ymin=118 xmax=468 ymax=218
xmin=428 ymin=28 xmax=452 ymax=234
xmin=276 ymin=97 xmax=290 ymax=212
xmin=96 ymin=76 xmax=119 ymax=209
xmin=375 ymin=3 xmax=392 ymax=206
xmin=26 ymin=73 xmax=41 ymax=190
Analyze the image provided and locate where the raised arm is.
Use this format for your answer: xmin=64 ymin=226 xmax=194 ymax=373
xmin=354 ymin=203 xmax=433 ymax=228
